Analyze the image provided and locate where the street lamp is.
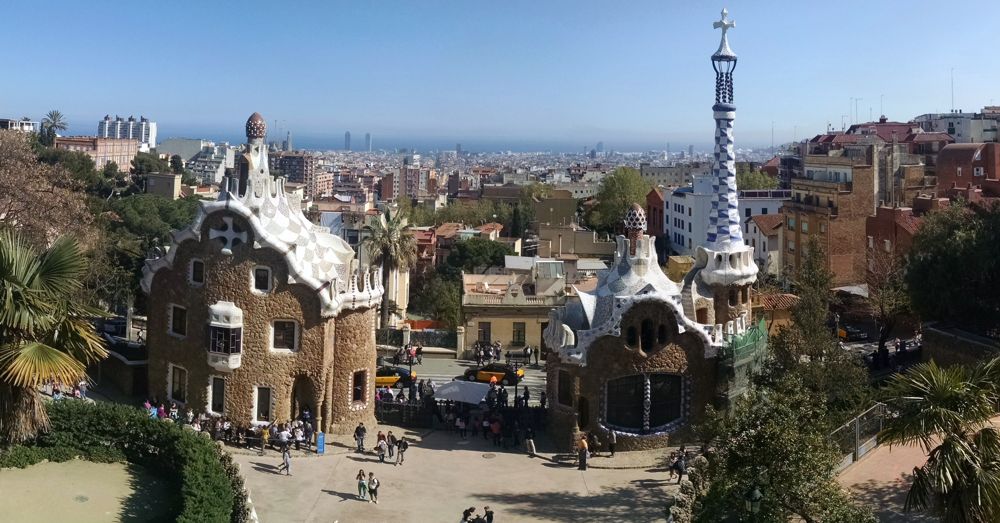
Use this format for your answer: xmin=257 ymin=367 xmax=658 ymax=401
xmin=745 ymin=486 xmax=762 ymax=514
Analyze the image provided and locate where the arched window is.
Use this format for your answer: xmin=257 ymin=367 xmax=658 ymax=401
xmin=741 ymin=286 xmax=749 ymax=303
xmin=626 ymin=326 xmax=638 ymax=347
xmin=640 ymin=319 xmax=655 ymax=351
xmin=657 ymin=324 xmax=668 ymax=344
xmin=729 ymin=289 xmax=737 ymax=306
xmin=606 ymin=373 xmax=683 ymax=434
xmin=577 ymin=396 xmax=590 ymax=429
xmin=696 ymin=308 xmax=708 ymax=324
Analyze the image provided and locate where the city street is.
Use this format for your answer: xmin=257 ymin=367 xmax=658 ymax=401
xmin=392 ymin=357 xmax=549 ymax=405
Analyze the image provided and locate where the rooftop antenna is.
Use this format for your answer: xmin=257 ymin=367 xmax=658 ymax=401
xmin=880 ymin=94 xmax=884 ymax=117
xmin=951 ymin=68 xmax=955 ymax=112
xmin=770 ymin=121 xmax=774 ymax=151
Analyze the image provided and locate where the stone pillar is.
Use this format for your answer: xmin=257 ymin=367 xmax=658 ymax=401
xmin=456 ymin=326 xmax=466 ymax=360
xmin=401 ymin=323 xmax=411 ymax=346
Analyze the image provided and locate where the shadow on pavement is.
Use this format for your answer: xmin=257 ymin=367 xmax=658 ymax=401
xmin=847 ymin=477 xmax=937 ymax=523
xmin=249 ymin=461 xmax=282 ymax=475
xmin=475 ymin=478 xmax=669 ymax=522
xmin=322 ymin=489 xmax=364 ymax=503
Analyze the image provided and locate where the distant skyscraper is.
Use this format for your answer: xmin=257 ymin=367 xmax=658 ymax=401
xmin=285 ymin=131 xmax=293 ymax=151
xmin=596 ymin=141 xmax=604 ymax=153
xmin=98 ymin=114 xmax=157 ymax=152
xmin=689 ymin=144 xmax=694 ymax=158
xmin=344 ymin=131 xmax=351 ymax=151
xmin=365 ymin=132 xmax=372 ymax=152
xmin=456 ymin=143 xmax=462 ymax=156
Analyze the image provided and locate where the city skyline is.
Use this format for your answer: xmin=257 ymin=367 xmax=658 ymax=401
xmin=7 ymin=1 xmax=1000 ymax=151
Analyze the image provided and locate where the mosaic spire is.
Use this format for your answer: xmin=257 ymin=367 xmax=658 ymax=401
xmin=706 ymin=8 xmax=743 ymax=249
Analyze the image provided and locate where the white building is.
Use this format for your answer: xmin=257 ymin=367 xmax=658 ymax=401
xmin=913 ymin=108 xmax=1000 ymax=143
xmin=664 ymin=174 xmax=790 ymax=255
xmin=744 ymin=214 xmax=783 ymax=276
xmin=158 ymin=138 xmax=212 ymax=162
xmin=187 ymin=144 xmax=236 ymax=185
xmin=639 ymin=162 xmax=712 ymax=188
xmin=98 ymin=115 xmax=157 ymax=151
xmin=0 ymin=118 xmax=39 ymax=133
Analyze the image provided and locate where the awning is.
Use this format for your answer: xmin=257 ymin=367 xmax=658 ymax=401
xmin=832 ymin=284 xmax=869 ymax=298
xmin=432 ymin=381 xmax=490 ymax=405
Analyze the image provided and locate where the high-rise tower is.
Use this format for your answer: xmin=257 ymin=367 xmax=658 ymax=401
xmin=681 ymin=8 xmax=757 ymax=335
xmin=365 ymin=132 xmax=372 ymax=152
xmin=344 ymin=131 xmax=351 ymax=151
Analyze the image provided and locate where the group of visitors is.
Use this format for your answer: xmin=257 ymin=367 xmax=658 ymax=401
xmin=42 ymin=378 xmax=89 ymax=401
xmin=392 ymin=343 xmax=424 ymax=366
xmin=575 ymin=430 xmax=619 ymax=470
xmin=355 ymin=469 xmax=381 ymax=503
xmin=354 ymin=423 xmax=410 ymax=466
xmin=461 ymin=506 xmax=495 ymax=522
xmin=473 ymin=340 xmax=503 ymax=366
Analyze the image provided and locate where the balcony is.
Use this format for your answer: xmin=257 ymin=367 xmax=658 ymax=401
xmin=786 ymin=195 xmax=839 ymax=217
xmin=462 ymin=293 xmax=566 ymax=307
xmin=207 ymin=351 xmax=241 ymax=372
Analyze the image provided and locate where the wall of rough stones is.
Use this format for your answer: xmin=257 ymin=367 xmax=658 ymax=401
xmin=330 ymin=308 xmax=378 ymax=434
xmin=547 ymin=300 xmax=717 ymax=452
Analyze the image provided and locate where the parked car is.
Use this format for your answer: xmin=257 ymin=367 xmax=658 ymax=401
xmin=838 ymin=325 xmax=869 ymax=342
xmin=375 ymin=366 xmax=416 ymax=389
xmin=463 ymin=362 xmax=524 ymax=385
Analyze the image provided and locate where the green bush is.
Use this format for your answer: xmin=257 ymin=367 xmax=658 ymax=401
xmin=2 ymin=401 xmax=239 ymax=522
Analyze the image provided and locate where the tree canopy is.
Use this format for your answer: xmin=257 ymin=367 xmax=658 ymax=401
xmin=735 ymin=169 xmax=779 ymax=190
xmin=905 ymin=201 xmax=1000 ymax=330
xmin=586 ymin=167 xmax=651 ymax=233
xmin=444 ymin=237 xmax=513 ymax=277
xmin=131 ymin=151 xmax=169 ymax=175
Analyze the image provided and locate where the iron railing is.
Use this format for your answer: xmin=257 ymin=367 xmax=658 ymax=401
xmin=831 ymin=402 xmax=886 ymax=472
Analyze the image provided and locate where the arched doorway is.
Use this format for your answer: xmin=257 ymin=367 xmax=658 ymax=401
xmin=290 ymin=375 xmax=316 ymax=421
xmin=577 ymin=396 xmax=590 ymax=429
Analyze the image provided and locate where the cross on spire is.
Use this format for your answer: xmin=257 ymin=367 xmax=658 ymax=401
xmin=712 ymin=8 xmax=736 ymax=58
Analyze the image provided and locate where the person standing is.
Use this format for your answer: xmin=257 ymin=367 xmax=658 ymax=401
xmin=523 ymin=345 xmax=532 ymax=366
xmin=456 ymin=416 xmax=467 ymax=438
xmin=577 ymin=434 xmax=589 ymax=470
xmin=78 ymin=379 xmax=88 ymax=399
xmin=672 ymin=451 xmax=687 ymax=484
xmin=484 ymin=506 xmax=495 ymax=523
xmin=523 ymin=386 xmax=531 ymax=406
xmin=355 ymin=469 xmax=368 ymax=500
xmin=533 ymin=347 xmax=540 ymax=365
xmin=354 ymin=423 xmax=367 ymax=453
xmin=277 ymin=444 xmax=292 ymax=476
xmin=387 ymin=431 xmax=397 ymax=458
xmin=395 ymin=436 xmax=408 ymax=465
xmin=524 ymin=426 xmax=537 ymax=456
xmin=539 ymin=391 xmax=547 ymax=409
xmin=367 ymin=472 xmax=380 ymax=504
xmin=607 ymin=430 xmax=617 ymax=457
xmin=376 ymin=438 xmax=388 ymax=463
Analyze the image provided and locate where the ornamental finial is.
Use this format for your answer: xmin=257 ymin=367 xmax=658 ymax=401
xmin=712 ymin=8 xmax=736 ymax=59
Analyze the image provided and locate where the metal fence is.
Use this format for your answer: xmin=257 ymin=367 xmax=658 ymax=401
xmin=374 ymin=400 xmax=433 ymax=428
xmin=411 ymin=330 xmax=457 ymax=348
xmin=831 ymin=403 xmax=886 ymax=472
xmin=376 ymin=328 xmax=404 ymax=346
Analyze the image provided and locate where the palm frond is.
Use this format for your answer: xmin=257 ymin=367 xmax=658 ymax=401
xmin=0 ymin=341 xmax=86 ymax=387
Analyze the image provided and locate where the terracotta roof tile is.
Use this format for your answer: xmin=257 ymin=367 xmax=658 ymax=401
xmin=748 ymin=214 xmax=784 ymax=232
xmin=758 ymin=293 xmax=799 ymax=310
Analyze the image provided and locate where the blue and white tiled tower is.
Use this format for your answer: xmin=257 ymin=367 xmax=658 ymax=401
xmin=706 ymin=8 xmax=742 ymax=249
xmin=681 ymin=8 xmax=757 ymax=341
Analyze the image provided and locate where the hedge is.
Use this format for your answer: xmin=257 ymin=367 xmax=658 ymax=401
xmin=0 ymin=401 xmax=250 ymax=523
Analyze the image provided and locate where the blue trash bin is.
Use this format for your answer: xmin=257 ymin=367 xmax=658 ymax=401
xmin=316 ymin=432 xmax=325 ymax=454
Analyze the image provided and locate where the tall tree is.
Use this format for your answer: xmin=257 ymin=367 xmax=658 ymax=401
xmin=130 ymin=151 xmax=170 ymax=175
xmin=444 ymin=237 xmax=513 ymax=277
xmin=865 ymin=247 xmax=910 ymax=357
xmin=696 ymin=378 xmax=876 ymax=522
xmin=40 ymin=110 xmax=67 ymax=146
xmin=735 ymin=169 xmax=779 ymax=190
xmin=905 ymin=202 xmax=1000 ymax=330
xmin=586 ymin=167 xmax=651 ymax=233
xmin=880 ymin=358 xmax=1000 ymax=522
xmin=0 ymin=131 xmax=94 ymax=248
xmin=0 ymin=232 xmax=108 ymax=444
xmin=170 ymin=154 xmax=185 ymax=174
xmin=362 ymin=209 xmax=417 ymax=328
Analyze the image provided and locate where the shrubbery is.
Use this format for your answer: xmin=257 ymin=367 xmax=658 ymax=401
xmin=0 ymin=401 xmax=247 ymax=523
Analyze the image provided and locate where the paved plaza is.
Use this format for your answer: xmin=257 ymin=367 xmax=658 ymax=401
xmin=231 ymin=425 xmax=676 ymax=522
xmin=392 ymin=356 xmax=549 ymax=404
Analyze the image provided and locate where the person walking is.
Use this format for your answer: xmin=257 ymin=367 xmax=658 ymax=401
xmin=523 ymin=345 xmax=533 ymax=367
xmin=355 ymin=469 xmax=368 ymax=500
xmin=367 ymin=472 xmax=380 ymax=504
xmin=539 ymin=391 xmax=547 ymax=409
xmin=484 ymin=506 xmax=495 ymax=523
xmin=277 ymin=444 xmax=292 ymax=476
xmin=482 ymin=417 xmax=490 ymax=440
xmin=387 ymin=431 xmax=397 ymax=458
xmin=395 ymin=436 xmax=408 ymax=465
xmin=523 ymin=386 xmax=531 ymax=406
xmin=672 ymin=451 xmax=687 ymax=484
xmin=456 ymin=416 xmax=467 ymax=438
xmin=577 ymin=434 xmax=589 ymax=470
xmin=376 ymin=438 xmax=388 ymax=463
xmin=608 ymin=430 xmax=617 ymax=457
xmin=524 ymin=426 xmax=537 ymax=457
xmin=354 ymin=423 xmax=367 ymax=453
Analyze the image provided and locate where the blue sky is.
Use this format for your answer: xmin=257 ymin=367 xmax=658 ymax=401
xmin=5 ymin=1 xmax=1000 ymax=151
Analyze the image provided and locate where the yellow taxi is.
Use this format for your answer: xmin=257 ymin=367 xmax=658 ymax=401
xmin=375 ymin=366 xmax=416 ymax=389
xmin=463 ymin=363 xmax=524 ymax=386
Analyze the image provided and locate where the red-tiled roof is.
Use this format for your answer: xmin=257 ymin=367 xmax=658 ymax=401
xmin=435 ymin=222 xmax=464 ymax=239
xmin=763 ymin=156 xmax=781 ymax=168
xmin=758 ymin=293 xmax=799 ymax=311
xmin=477 ymin=222 xmax=504 ymax=234
xmin=749 ymin=214 xmax=784 ymax=232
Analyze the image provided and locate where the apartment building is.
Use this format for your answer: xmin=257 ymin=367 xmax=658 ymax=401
xmin=98 ymin=115 xmax=157 ymax=151
xmin=54 ymin=136 xmax=140 ymax=170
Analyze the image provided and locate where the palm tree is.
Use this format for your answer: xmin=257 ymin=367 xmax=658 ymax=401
xmin=0 ymin=231 xmax=107 ymax=444
xmin=879 ymin=359 xmax=1000 ymax=522
xmin=361 ymin=209 xmax=417 ymax=328
xmin=40 ymin=110 xmax=67 ymax=146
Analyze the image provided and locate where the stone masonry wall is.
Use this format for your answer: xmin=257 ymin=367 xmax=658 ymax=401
xmin=547 ymin=300 xmax=716 ymax=452
xmin=330 ymin=308 xmax=378 ymax=434
xmin=147 ymin=211 xmax=363 ymax=430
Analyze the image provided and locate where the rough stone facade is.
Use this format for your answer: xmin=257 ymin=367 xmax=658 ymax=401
xmin=547 ymin=301 xmax=717 ymax=451
xmin=144 ymin=113 xmax=381 ymax=435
